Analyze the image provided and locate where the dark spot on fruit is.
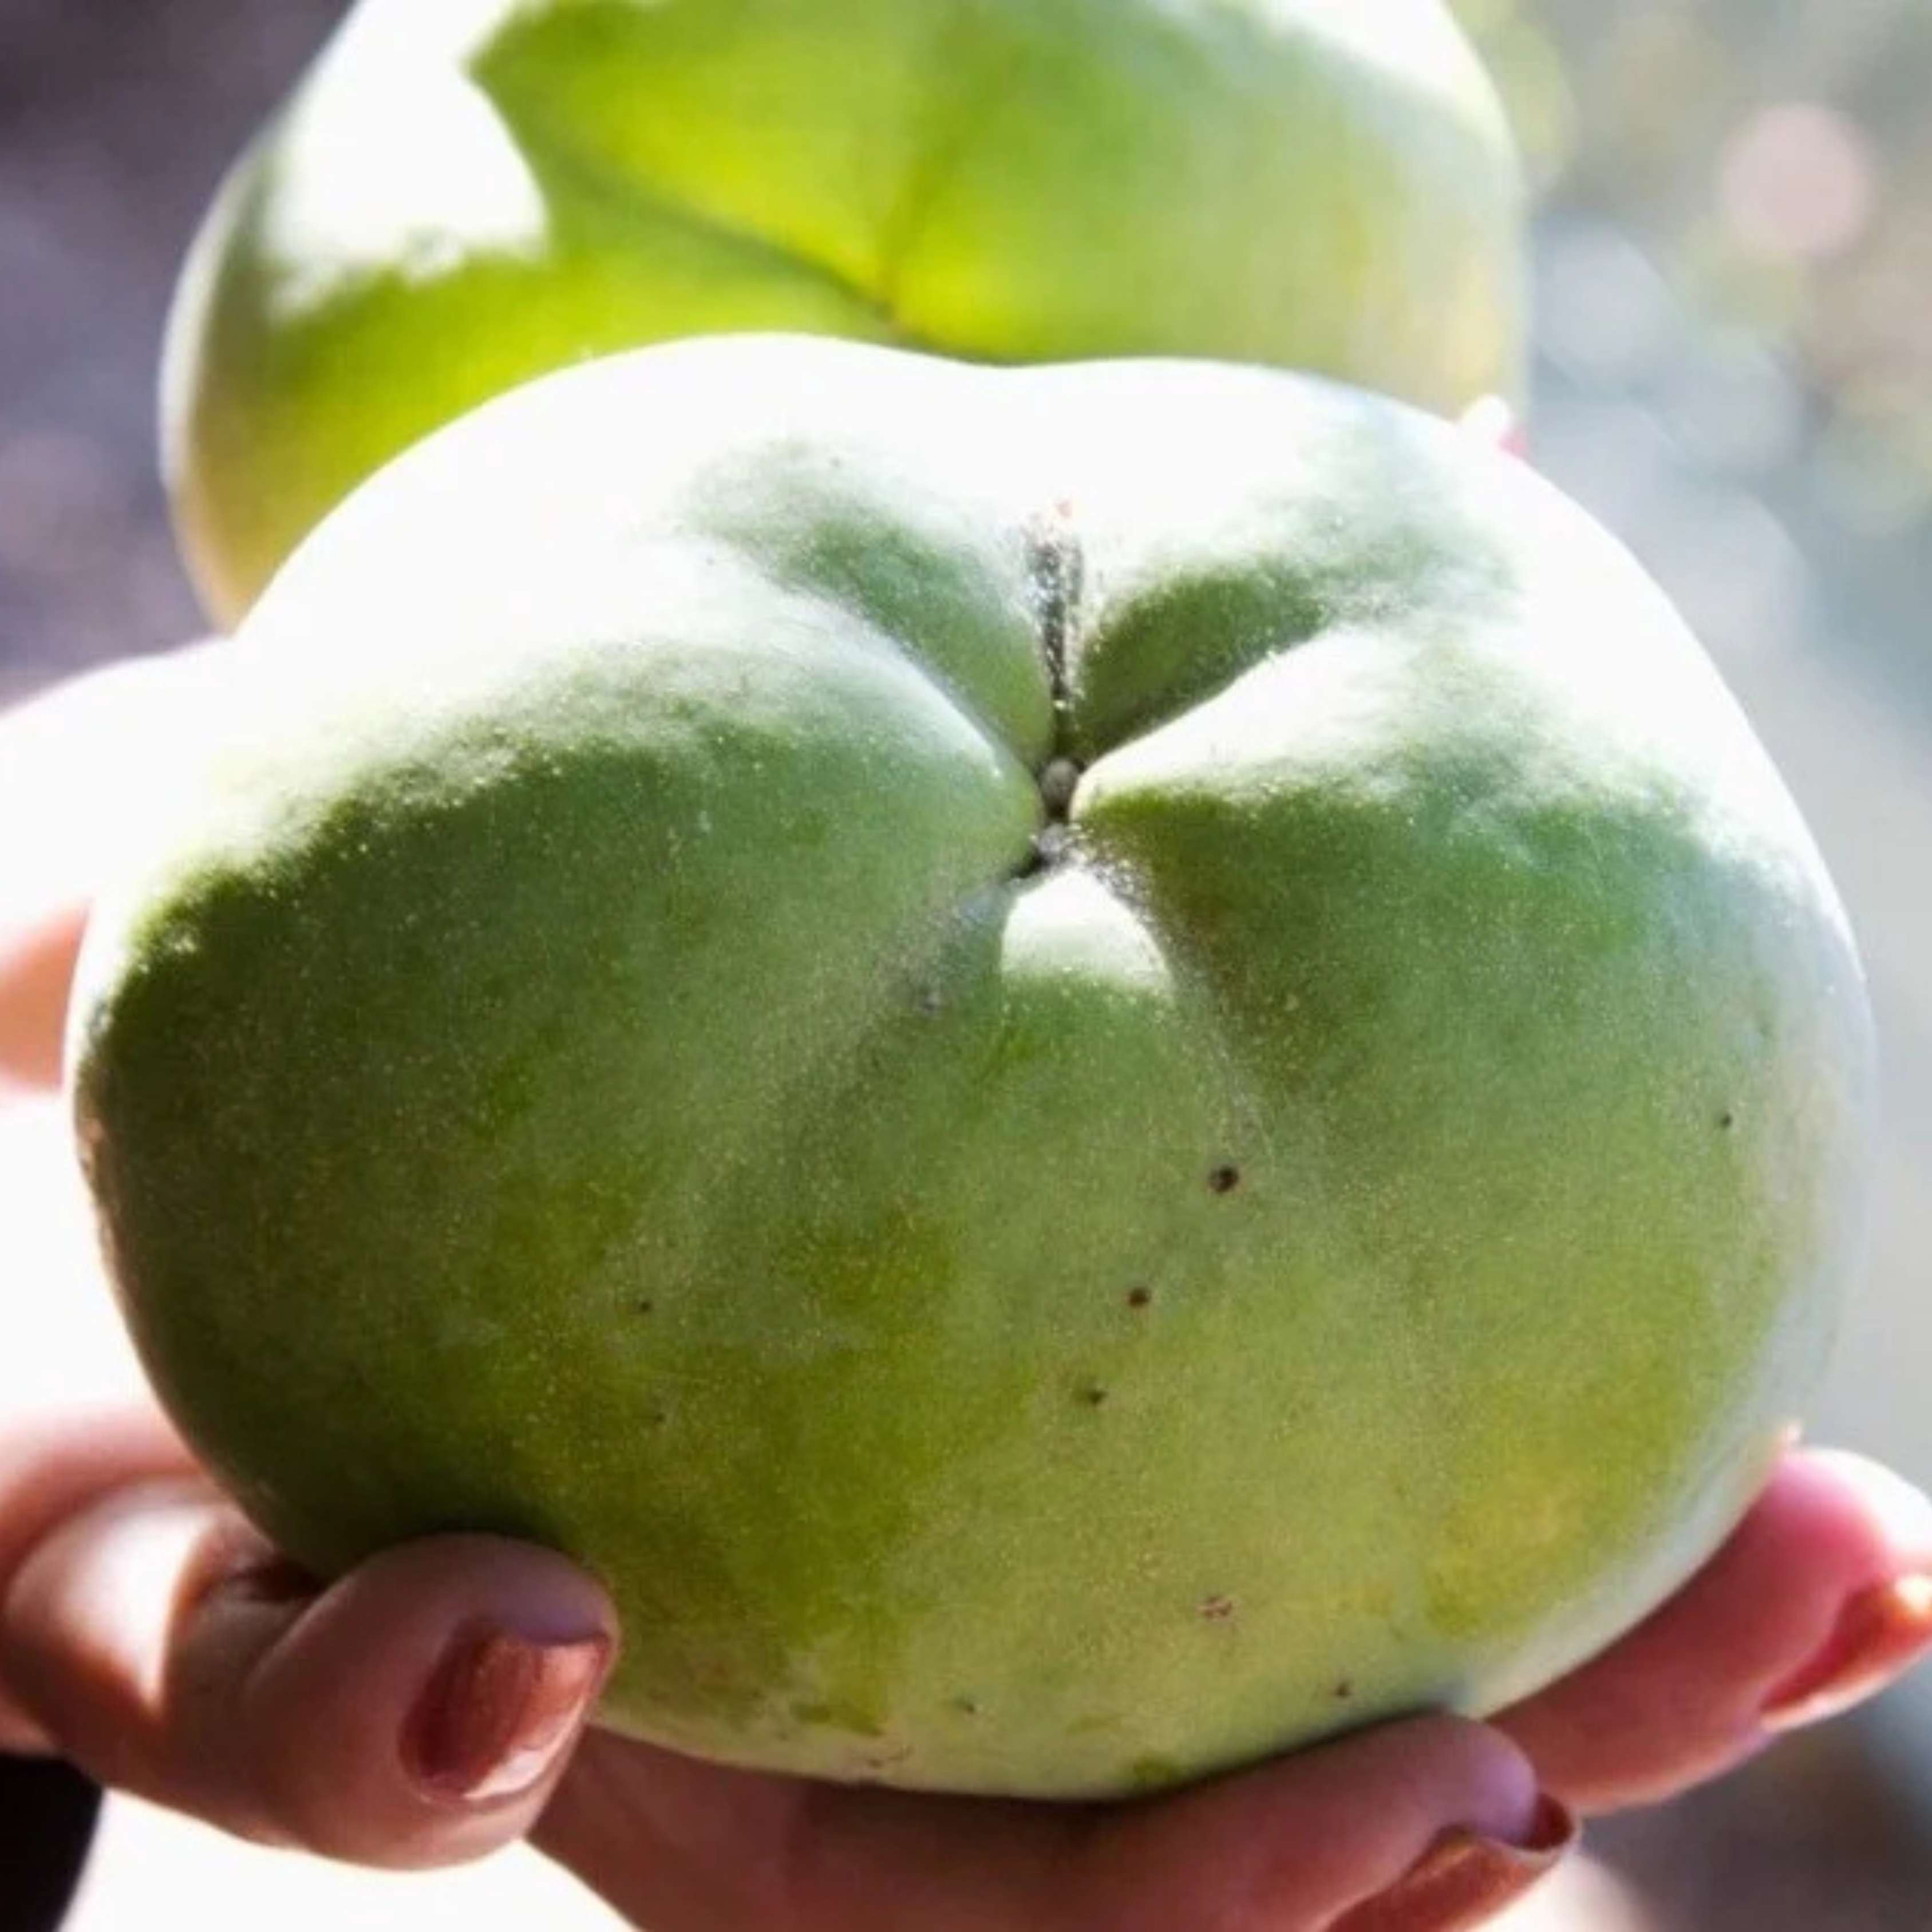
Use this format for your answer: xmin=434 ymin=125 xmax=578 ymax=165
xmin=1126 ymin=1285 xmax=1153 ymax=1310
xmin=919 ymin=987 xmax=944 ymax=1016
xmin=1208 ymin=1165 xmax=1240 ymax=1194
xmin=636 ymin=1298 xmax=655 ymax=1315
xmin=1199 ymin=1594 xmax=1235 ymax=1622
xmin=1719 ymin=1110 xmax=1736 ymax=1131
xmin=1080 ymin=1382 xmax=1109 ymax=1408
xmin=1333 ymin=1678 xmax=1354 ymax=1701
xmin=952 ymin=1695 xmax=981 ymax=1717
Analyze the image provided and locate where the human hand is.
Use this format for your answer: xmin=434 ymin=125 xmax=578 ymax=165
xmin=5 ymin=651 xmax=1929 ymax=1931
xmin=5 ymin=1404 xmax=1929 ymax=1930
xmin=0 ymin=643 xmax=228 ymax=1094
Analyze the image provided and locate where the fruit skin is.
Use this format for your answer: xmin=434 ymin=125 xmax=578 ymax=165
xmin=161 ymin=0 xmax=1524 ymax=626
xmin=76 ymin=338 xmax=1872 ymax=1799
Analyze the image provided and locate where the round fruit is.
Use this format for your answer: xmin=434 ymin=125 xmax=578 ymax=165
xmin=76 ymin=338 xmax=1872 ymax=1798
xmin=161 ymin=0 xmax=1524 ymax=623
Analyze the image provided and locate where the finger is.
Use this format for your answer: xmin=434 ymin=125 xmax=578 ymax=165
xmin=0 ymin=1406 xmax=195 ymax=1752
xmin=0 ymin=642 xmax=226 ymax=1090
xmin=0 ymin=906 xmax=85 ymax=1094
xmin=1496 ymin=1447 xmax=1932 ymax=1812
xmin=538 ymin=1714 xmax=1574 ymax=1932
xmin=0 ymin=1422 xmax=617 ymax=1870
xmin=1457 ymin=395 xmax=1528 ymax=460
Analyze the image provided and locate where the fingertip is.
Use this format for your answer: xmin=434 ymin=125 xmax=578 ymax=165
xmin=1067 ymin=1713 xmax=1566 ymax=1931
xmin=1497 ymin=1445 xmax=1932 ymax=1812
xmin=1 ymin=642 xmax=230 ymax=1092
xmin=1784 ymin=1448 xmax=1932 ymax=1568
xmin=1457 ymin=393 xmax=1529 ymax=460
xmin=401 ymin=1618 xmax=613 ymax=1805
xmin=230 ymin=1533 xmax=618 ymax=1868
xmin=1331 ymin=1788 xmax=1577 ymax=1932
xmin=5 ymin=1483 xmax=619 ymax=1873
xmin=0 ymin=900 xmax=85 ymax=1090
xmin=1761 ymin=1572 xmax=1932 ymax=1733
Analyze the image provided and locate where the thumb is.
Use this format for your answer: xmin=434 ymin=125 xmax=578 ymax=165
xmin=0 ymin=1410 xmax=616 ymax=1871
xmin=535 ymin=1710 xmax=1573 ymax=1930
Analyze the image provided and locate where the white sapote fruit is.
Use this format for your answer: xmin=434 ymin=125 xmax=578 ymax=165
xmin=161 ymin=0 xmax=1525 ymax=624
xmin=74 ymin=337 xmax=1872 ymax=1799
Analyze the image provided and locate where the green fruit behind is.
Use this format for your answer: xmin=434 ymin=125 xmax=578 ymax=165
xmin=76 ymin=340 xmax=1872 ymax=1798
xmin=162 ymin=0 xmax=1524 ymax=624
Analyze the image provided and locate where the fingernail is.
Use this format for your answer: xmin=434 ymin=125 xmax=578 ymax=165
xmin=1763 ymin=1575 xmax=1932 ymax=1732
xmin=1332 ymin=1793 xmax=1577 ymax=1932
xmin=404 ymin=1621 xmax=610 ymax=1802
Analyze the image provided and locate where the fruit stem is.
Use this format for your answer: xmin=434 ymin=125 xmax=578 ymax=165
xmin=1026 ymin=507 xmax=1084 ymax=851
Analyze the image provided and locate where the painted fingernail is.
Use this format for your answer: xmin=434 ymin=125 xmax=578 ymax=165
xmin=1763 ymin=1575 xmax=1932 ymax=1732
xmin=404 ymin=1622 xmax=610 ymax=1801
xmin=1332 ymin=1793 xmax=1577 ymax=1932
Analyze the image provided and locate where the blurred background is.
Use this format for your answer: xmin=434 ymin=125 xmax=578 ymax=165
xmin=3 ymin=0 xmax=1930 ymax=1923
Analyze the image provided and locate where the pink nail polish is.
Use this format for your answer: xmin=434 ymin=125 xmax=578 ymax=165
xmin=403 ymin=1622 xmax=610 ymax=1801
xmin=1332 ymin=1793 xmax=1577 ymax=1932
xmin=1763 ymin=1575 xmax=1932 ymax=1732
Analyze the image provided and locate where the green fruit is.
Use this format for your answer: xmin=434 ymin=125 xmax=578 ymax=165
xmin=162 ymin=0 xmax=1524 ymax=626
xmin=75 ymin=338 xmax=1872 ymax=1799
